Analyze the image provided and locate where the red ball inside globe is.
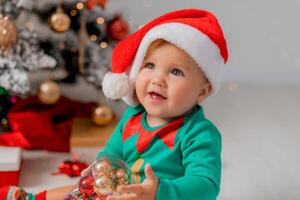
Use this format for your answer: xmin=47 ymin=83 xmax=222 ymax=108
xmin=79 ymin=175 xmax=95 ymax=196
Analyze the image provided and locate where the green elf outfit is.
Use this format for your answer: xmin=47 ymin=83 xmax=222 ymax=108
xmin=97 ymin=105 xmax=222 ymax=200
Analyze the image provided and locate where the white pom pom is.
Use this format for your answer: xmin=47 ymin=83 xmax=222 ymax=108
xmin=102 ymin=72 xmax=131 ymax=99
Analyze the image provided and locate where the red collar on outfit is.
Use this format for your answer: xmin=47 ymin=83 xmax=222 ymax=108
xmin=122 ymin=112 xmax=184 ymax=153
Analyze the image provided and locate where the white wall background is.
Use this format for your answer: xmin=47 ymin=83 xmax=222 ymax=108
xmin=106 ymin=0 xmax=300 ymax=84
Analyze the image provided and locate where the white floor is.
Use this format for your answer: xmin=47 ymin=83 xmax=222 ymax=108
xmin=19 ymin=148 xmax=99 ymax=193
xmin=20 ymin=83 xmax=300 ymax=200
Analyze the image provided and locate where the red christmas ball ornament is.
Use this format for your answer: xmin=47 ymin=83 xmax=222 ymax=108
xmin=107 ymin=16 xmax=129 ymax=41
xmin=79 ymin=176 xmax=95 ymax=196
xmin=86 ymin=0 xmax=107 ymax=10
xmin=10 ymin=96 xmax=18 ymax=104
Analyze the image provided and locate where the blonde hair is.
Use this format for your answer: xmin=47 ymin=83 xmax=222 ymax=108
xmin=144 ymin=39 xmax=168 ymax=60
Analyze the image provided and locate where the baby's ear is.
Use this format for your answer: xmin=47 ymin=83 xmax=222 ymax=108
xmin=197 ymin=83 xmax=212 ymax=104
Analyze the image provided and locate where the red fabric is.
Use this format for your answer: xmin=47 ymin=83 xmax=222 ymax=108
xmin=112 ymin=9 xmax=228 ymax=74
xmin=0 ymin=96 xmax=95 ymax=152
xmin=0 ymin=171 xmax=19 ymax=187
xmin=36 ymin=191 xmax=47 ymax=200
xmin=122 ymin=113 xmax=184 ymax=153
xmin=0 ymin=186 xmax=10 ymax=200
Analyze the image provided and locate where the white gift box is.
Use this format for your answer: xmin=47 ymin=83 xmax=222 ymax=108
xmin=0 ymin=147 xmax=22 ymax=187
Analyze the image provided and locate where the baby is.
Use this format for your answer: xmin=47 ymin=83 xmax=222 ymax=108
xmin=0 ymin=8 xmax=228 ymax=200
xmin=99 ymin=8 xmax=228 ymax=200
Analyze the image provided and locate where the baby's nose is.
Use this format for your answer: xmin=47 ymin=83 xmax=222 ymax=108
xmin=151 ymin=77 xmax=166 ymax=87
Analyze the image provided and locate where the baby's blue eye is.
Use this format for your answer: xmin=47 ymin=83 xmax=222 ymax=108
xmin=145 ymin=62 xmax=155 ymax=69
xmin=171 ymin=68 xmax=184 ymax=76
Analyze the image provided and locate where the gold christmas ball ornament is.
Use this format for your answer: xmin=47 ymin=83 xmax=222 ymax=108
xmin=49 ymin=7 xmax=71 ymax=33
xmin=92 ymin=105 xmax=114 ymax=125
xmin=0 ymin=16 xmax=17 ymax=52
xmin=38 ymin=80 xmax=61 ymax=105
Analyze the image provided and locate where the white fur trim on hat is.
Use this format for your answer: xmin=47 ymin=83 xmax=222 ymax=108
xmin=102 ymin=72 xmax=132 ymax=100
xmin=122 ymin=22 xmax=225 ymax=106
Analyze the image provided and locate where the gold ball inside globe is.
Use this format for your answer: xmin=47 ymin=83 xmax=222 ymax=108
xmin=92 ymin=159 xmax=113 ymax=175
xmin=116 ymin=168 xmax=129 ymax=185
xmin=38 ymin=81 xmax=61 ymax=105
xmin=49 ymin=9 xmax=71 ymax=32
xmin=93 ymin=175 xmax=114 ymax=196
xmin=92 ymin=106 xmax=114 ymax=125
xmin=0 ymin=17 xmax=17 ymax=52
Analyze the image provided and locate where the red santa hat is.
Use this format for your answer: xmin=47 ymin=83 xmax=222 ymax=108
xmin=102 ymin=9 xmax=228 ymax=106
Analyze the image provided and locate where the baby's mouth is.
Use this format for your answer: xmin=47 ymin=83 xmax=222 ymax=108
xmin=149 ymin=92 xmax=167 ymax=100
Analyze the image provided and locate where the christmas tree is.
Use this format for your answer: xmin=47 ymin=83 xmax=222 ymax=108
xmin=0 ymin=0 xmax=129 ymax=96
xmin=0 ymin=0 xmax=129 ymax=134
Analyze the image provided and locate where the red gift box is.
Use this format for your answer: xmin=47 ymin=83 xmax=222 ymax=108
xmin=0 ymin=147 xmax=22 ymax=187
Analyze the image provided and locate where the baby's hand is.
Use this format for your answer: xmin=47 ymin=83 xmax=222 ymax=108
xmin=107 ymin=164 xmax=158 ymax=200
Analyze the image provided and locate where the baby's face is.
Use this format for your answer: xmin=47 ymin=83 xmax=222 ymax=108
xmin=135 ymin=42 xmax=208 ymax=120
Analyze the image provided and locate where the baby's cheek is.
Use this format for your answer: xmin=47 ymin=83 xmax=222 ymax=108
xmin=135 ymin=75 xmax=149 ymax=92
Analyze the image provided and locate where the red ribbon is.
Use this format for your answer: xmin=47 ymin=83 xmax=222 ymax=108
xmin=52 ymin=160 xmax=88 ymax=177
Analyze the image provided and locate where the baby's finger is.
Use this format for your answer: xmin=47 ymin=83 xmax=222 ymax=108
xmin=118 ymin=184 xmax=143 ymax=195
xmin=144 ymin=164 xmax=157 ymax=181
xmin=80 ymin=164 xmax=91 ymax=176
xmin=80 ymin=168 xmax=87 ymax=176
xmin=107 ymin=193 xmax=137 ymax=200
